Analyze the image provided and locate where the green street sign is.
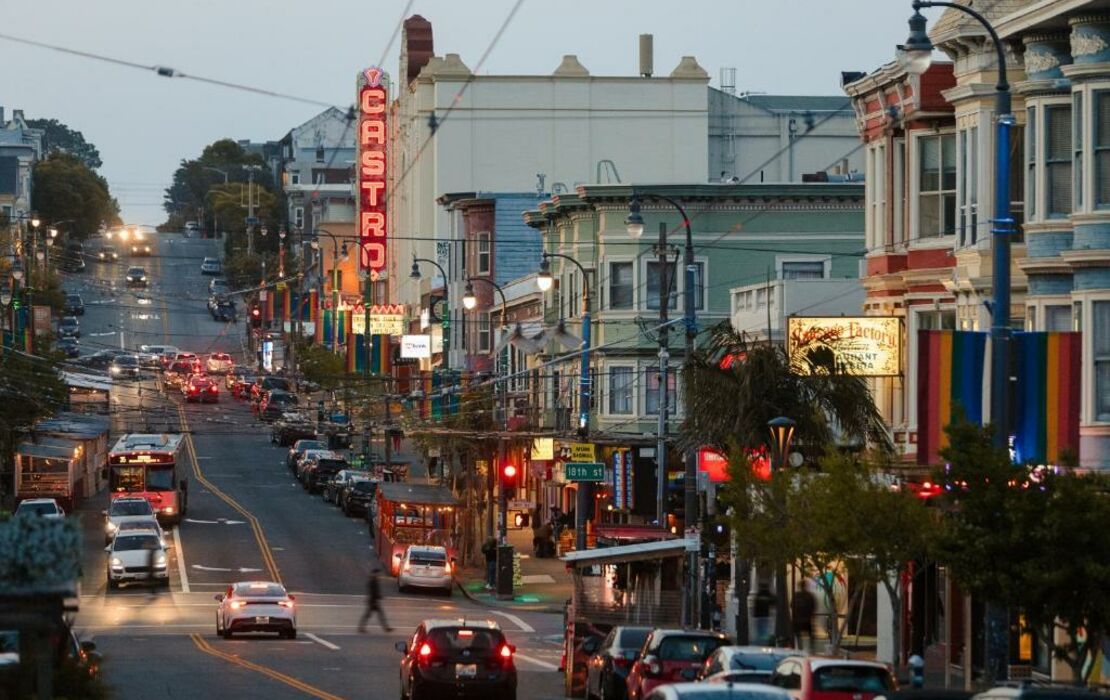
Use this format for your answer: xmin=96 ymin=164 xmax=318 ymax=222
xmin=565 ymin=462 xmax=605 ymax=482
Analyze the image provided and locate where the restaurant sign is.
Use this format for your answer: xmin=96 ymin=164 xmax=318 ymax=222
xmin=786 ymin=316 xmax=901 ymax=377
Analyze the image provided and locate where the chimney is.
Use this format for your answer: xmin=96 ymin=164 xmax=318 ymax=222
xmin=401 ymin=15 xmax=434 ymax=85
xmin=639 ymin=34 xmax=653 ymax=77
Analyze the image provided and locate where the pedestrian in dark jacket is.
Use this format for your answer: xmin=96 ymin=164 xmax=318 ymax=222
xmin=481 ymin=537 xmax=498 ymax=590
xmin=358 ymin=564 xmax=392 ymax=633
xmin=790 ymin=584 xmax=816 ymax=652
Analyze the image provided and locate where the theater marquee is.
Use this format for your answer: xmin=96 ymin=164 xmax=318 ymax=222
xmin=358 ymin=66 xmax=388 ymax=277
xmin=786 ymin=316 xmax=901 ymax=377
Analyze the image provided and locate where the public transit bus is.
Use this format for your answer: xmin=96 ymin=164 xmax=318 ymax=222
xmin=108 ymin=433 xmax=188 ymax=525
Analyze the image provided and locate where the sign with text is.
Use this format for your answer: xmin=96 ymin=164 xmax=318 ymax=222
xmin=350 ymin=304 xmax=405 ymax=335
xmin=568 ymin=443 xmax=596 ymax=462
xmin=787 ymin=316 xmax=901 ymax=377
xmin=565 ymin=462 xmax=605 ymax=482
xmin=531 ymin=437 xmax=554 ymax=461
xmin=400 ymin=334 xmax=431 ymax=359
xmin=358 ymin=66 xmax=388 ymax=276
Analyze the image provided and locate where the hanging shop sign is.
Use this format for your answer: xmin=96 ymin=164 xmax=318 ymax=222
xmin=358 ymin=66 xmax=388 ymax=276
xmin=400 ymin=334 xmax=431 ymax=359
xmin=611 ymin=449 xmax=634 ymax=509
xmin=568 ymin=443 xmax=596 ymax=462
xmin=531 ymin=438 xmax=554 ymax=461
xmin=786 ymin=316 xmax=901 ymax=377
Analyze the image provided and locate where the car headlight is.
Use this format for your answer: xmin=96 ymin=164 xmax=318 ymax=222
xmin=110 ymin=366 xmax=121 ymax=374
xmin=110 ymin=557 xmax=122 ymax=567
xmin=162 ymin=506 xmax=175 ymax=515
xmin=106 ymin=522 xmax=118 ymax=533
xmin=154 ymin=554 xmax=167 ymax=568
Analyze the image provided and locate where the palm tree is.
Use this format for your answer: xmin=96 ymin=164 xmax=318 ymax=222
xmin=680 ymin=323 xmax=892 ymax=455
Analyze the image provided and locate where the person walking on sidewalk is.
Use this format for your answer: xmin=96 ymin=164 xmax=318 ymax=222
xmin=790 ymin=583 xmax=816 ymax=652
xmin=481 ymin=536 xmax=498 ymax=590
xmin=358 ymin=564 xmax=392 ymax=633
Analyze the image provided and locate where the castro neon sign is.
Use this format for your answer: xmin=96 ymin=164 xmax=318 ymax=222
xmin=359 ymin=66 xmax=387 ymax=276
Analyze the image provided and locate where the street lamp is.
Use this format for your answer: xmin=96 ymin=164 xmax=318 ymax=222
xmin=535 ymin=250 xmax=593 ymax=551
xmin=898 ymin=1 xmax=1015 ymax=681
xmin=767 ymin=417 xmax=797 ymax=468
xmin=462 ymin=282 xmax=477 ymax=310
xmin=29 ymin=213 xmax=40 ymax=230
xmin=314 ymin=229 xmax=349 ymax=353
xmin=767 ymin=415 xmax=796 ymax=645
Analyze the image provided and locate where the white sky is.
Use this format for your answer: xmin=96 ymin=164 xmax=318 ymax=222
xmin=3 ymin=0 xmax=924 ymax=225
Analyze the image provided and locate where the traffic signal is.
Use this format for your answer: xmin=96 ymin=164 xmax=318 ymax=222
xmin=250 ymin=305 xmax=261 ymax=328
xmin=500 ymin=463 xmax=518 ymax=499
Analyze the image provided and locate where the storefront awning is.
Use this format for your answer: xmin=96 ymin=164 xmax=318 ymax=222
xmin=561 ymin=539 xmax=687 ymax=567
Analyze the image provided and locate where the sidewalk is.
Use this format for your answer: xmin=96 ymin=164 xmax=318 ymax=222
xmin=457 ymin=527 xmax=572 ymax=614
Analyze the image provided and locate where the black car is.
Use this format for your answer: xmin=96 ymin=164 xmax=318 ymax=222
xmin=212 ymin=302 xmax=236 ymax=323
xmin=126 ymin=266 xmax=148 ymax=288
xmin=109 ymin=354 xmax=142 ymax=379
xmin=342 ymin=479 xmax=377 ymax=516
xmin=287 ymin=439 xmax=327 ymax=471
xmin=585 ymin=626 xmax=652 ymax=700
xmin=260 ymin=389 xmax=299 ymax=422
xmin=397 ymin=620 xmax=517 ymax=700
xmin=78 ymin=348 xmax=130 ymax=370
xmin=304 ymin=456 xmax=348 ymax=494
xmin=55 ymin=337 xmax=80 ymax=358
xmin=58 ymin=316 xmax=80 ymax=338
xmin=64 ymin=294 xmax=85 ymax=315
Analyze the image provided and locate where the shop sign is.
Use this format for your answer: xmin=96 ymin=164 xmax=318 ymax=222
xmin=531 ymin=437 xmax=554 ymax=461
xmin=32 ymin=306 xmax=51 ymax=336
xmin=400 ymin=334 xmax=431 ymax=359
xmin=508 ymin=499 xmax=535 ymax=511
xmin=611 ymin=449 xmax=633 ymax=510
xmin=351 ymin=304 xmax=406 ymax=335
xmin=786 ymin=316 xmax=901 ymax=377
xmin=697 ymin=448 xmax=729 ymax=483
xmin=358 ymin=66 xmax=388 ymax=276
xmin=565 ymin=462 xmax=604 ymax=482
xmin=568 ymin=443 xmax=596 ymax=462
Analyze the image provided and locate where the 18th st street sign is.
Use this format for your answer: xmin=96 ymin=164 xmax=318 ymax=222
xmin=565 ymin=462 xmax=605 ymax=482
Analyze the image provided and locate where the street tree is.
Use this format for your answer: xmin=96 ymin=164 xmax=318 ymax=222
xmin=162 ymin=138 xmax=276 ymax=235
xmin=31 ymin=153 xmax=120 ymax=237
xmin=26 ymin=118 xmax=103 ymax=170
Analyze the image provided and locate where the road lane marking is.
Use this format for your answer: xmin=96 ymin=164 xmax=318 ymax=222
xmin=514 ymin=652 xmax=559 ymax=671
xmin=491 ymin=611 xmax=535 ymax=633
xmin=178 ymin=406 xmax=282 ymax=584
xmin=189 ymin=634 xmax=344 ymax=700
xmin=173 ymin=525 xmax=190 ymax=593
xmin=305 ymin=633 xmax=340 ymax=651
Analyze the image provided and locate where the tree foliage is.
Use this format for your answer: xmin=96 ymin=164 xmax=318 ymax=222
xmin=934 ymin=418 xmax=1110 ymax=684
xmin=682 ymin=323 xmax=892 ymax=456
xmin=293 ymin=339 xmax=347 ymax=390
xmin=26 ymin=117 xmax=103 ymax=170
xmin=31 ymin=153 xmax=120 ymax=238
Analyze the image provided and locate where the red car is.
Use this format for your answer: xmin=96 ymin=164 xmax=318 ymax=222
xmin=183 ymin=375 xmax=220 ymax=403
xmin=625 ymin=629 xmax=730 ymax=700
xmin=769 ymin=657 xmax=895 ymax=700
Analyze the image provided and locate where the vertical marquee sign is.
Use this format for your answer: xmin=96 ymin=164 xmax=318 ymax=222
xmin=359 ymin=66 xmax=388 ymax=277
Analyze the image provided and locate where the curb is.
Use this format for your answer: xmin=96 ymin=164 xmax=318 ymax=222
xmin=455 ymin=578 xmax=563 ymax=615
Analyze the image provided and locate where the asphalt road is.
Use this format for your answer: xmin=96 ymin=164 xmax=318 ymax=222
xmin=63 ymin=233 xmax=565 ymax=700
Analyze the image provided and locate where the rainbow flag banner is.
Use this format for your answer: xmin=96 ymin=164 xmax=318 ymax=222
xmin=917 ymin=330 xmax=988 ymax=465
xmin=1013 ymin=332 xmax=1081 ymax=465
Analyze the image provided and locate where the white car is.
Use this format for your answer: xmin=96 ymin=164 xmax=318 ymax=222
xmin=104 ymin=497 xmax=156 ymax=544
xmin=105 ymin=528 xmax=169 ymax=590
xmin=396 ymin=545 xmax=453 ymax=596
xmin=14 ymin=498 xmax=65 ymax=519
xmin=115 ymin=517 xmax=167 ymax=546
xmin=201 ymin=258 xmax=222 ymax=275
xmin=215 ymin=581 xmax=297 ymax=639
xmin=205 ymin=352 xmax=234 ymax=374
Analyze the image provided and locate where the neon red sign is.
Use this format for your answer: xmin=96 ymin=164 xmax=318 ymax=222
xmin=359 ymin=67 xmax=387 ymax=275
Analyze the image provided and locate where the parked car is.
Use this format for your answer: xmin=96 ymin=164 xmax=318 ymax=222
xmin=260 ymin=389 xmax=299 ymax=422
xmin=288 ymin=439 xmax=327 ymax=472
xmin=643 ymin=683 xmax=792 ymax=700
xmin=769 ymin=657 xmax=895 ymax=700
xmin=14 ymin=498 xmax=66 ymax=519
xmin=109 ymin=354 xmax=142 ymax=379
xmin=58 ymin=316 xmax=80 ymax=339
xmin=295 ymin=449 xmax=336 ymax=484
xmin=63 ymin=293 xmax=85 ymax=315
xmin=56 ymin=337 xmax=80 ymax=358
xmin=697 ymin=646 xmax=796 ymax=685
xmin=626 ymin=629 xmax=732 ymax=700
xmin=206 ymin=352 xmax=234 ymax=374
xmin=201 ymin=257 xmax=222 ymax=275
xmin=340 ymin=478 xmax=377 ymax=516
xmin=323 ymin=470 xmax=363 ymax=504
xmin=183 ymin=374 xmax=220 ymax=403
xmin=252 ymin=375 xmax=293 ymax=403
xmin=302 ymin=452 xmax=348 ymax=494
xmin=184 ymin=221 xmax=200 ymax=234
xmin=271 ymin=417 xmax=317 ymax=447
xmin=214 ymin=581 xmax=296 ymax=639
xmin=396 ymin=619 xmax=515 ymax=700
xmin=105 ymin=528 xmax=168 ymax=589
xmin=585 ymin=626 xmax=652 ymax=700
xmin=125 ymin=266 xmax=148 ymax=288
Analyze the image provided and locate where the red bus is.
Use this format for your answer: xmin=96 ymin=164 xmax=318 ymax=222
xmin=108 ymin=434 xmax=188 ymax=525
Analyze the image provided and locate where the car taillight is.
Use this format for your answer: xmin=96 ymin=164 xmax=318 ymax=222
xmin=278 ymin=600 xmax=294 ymax=608
xmin=209 ymin=386 xmax=218 ymax=393
xmin=402 ymin=560 xmax=411 ymax=573
xmin=229 ymin=601 xmax=244 ymax=610
xmin=613 ymin=656 xmax=633 ymax=670
xmin=162 ymin=506 xmax=175 ymax=514
xmin=418 ymin=643 xmax=432 ymax=659
xmin=443 ymin=560 xmax=452 ymax=575
xmin=499 ymin=644 xmax=513 ymax=660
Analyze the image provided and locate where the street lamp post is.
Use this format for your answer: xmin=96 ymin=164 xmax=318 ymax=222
xmin=536 ymin=252 xmax=592 ymax=551
xmin=312 ymin=229 xmax=349 ymax=353
xmin=410 ymin=257 xmax=450 ymax=367
xmin=767 ymin=416 xmax=796 ymax=645
xmin=898 ymin=2 xmax=1013 ymax=681
xmin=626 ymin=193 xmax=699 ymax=625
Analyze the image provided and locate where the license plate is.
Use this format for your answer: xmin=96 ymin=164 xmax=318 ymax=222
xmin=255 ymin=616 xmax=269 ymax=624
xmin=456 ymin=663 xmax=477 ymax=679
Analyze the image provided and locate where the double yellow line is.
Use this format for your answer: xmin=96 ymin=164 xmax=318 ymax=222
xmin=178 ymin=405 xmax=282 ymax=584
xmin=190 ymin=634 xmax=344 ymax=700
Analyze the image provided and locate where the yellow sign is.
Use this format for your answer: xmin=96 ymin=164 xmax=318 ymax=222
xmin=569 ymin=443 xmax=596 ymax=462
xmin=531 ymin=438 xmax=554 ymax=461
xmin=351 ymin=313 xmax=405 ymax=335
xmin=786 ymin=316 xmax=901 ymax=377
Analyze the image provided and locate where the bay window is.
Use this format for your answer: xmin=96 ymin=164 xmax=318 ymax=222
xmin=609 ymin=261 xmax=633 ymax=309
xmin=958 ymin=126 xmax=978 ymax=246
xmin=608 ymin=366 xmax=634 ymax=415
xmin=1045 ymin=104 xmax=1072 ymax=217
xmin=918 ymin=133 xmax=956 ymax=238
xmin=1095 ymin=91 xmax=1110 ymax=207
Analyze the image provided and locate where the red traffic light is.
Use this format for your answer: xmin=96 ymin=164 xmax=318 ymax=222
xmin=502 ymin=464 xmax=517 ymax=480
xmin=251 ymin=307 xmax=260 ymax=317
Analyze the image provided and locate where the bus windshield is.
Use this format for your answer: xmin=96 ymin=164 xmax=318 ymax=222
xmin=146 ymin=467 xmax=176 ymax=492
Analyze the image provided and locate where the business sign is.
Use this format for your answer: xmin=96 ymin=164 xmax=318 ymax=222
xmin=358 ymin=66 xmax=388 ymax=276
xmin=565 ymin=462 xmax=605 ymax=482
xmin=262 ymin=339 xmax=274 ymax=372
xmin=611 ymin=449 xmax=633 ymax=509
xmin=350 ymin=303 xmax=405 ymax=335
xmin=400 ymin=334 xmax=431 ymax=359
xmin=786 ymin=316 xmax=901 ymax=377
xmin=697 ymin=446 xmax=772 ymax=482
xmin=531 ymin=438 xmax=554 ymax=461
xmin=569 ymin=443 xmax=596 ymax=462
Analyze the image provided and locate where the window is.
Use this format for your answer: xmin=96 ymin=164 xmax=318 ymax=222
xmin=476 ymin=232 xmax=491 ymax=274
xmin=918 ymin=309 xmax=956 ymax=330
xmin=893 ymin=140 xmax=906 ymax=245
xmin=867 ymin=143 xmax=886 ymax=250
xmin=644 ymin=368 xmax=676 ymax=415
xmin=293 ymin=207 xmax=304 ymax=228
xmin=646 ymin=261 xmax=677 ymax=310
xmin=290 ymin=172 xmax=301 ymax=185
xmin=1095 ymin=301 xmax=1110 ymax=422
xmin=1075 ymin=92 xmax=1084 ymax=210
xmin=1045 ymin=304 xmax=1072 ymax=332
xmin=315 ymin=145 xmax=325 ymax=163
xmin=1045 ymin=104 xmax=1072 ymax=217
xmin=1096 ymin=91 xmax=1110 ymax=207
xmin=478 ymin=313 xmax=491 ymax=353
xmin=608 ymin=366 xmax=634 ymax=415
xmin=1027 ymin=107 xmax=1037 ymax=220
xmin=918 ymin=133 xmax=956 ymax=237
xmin=959 ymin=127 xmax=979 ymax=245
xmin=781 ymin=261 xmax=825 ymax=280
xmin=609 ymin=262 xmax=633 ymax=309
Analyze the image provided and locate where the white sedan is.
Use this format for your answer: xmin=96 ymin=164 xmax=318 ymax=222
xmin=215 ymin=581 xmax=297 ymax=639
xmin=205 ymin=352 xmax=234 ymax=374
xmin=105 ymin=529 xmax=169 ymax=589
xmin=14 ymin=498 xmax=65 ymax=519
